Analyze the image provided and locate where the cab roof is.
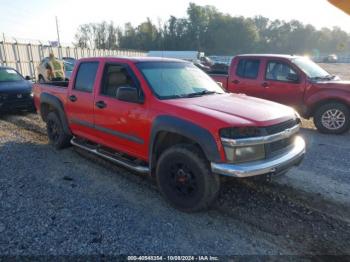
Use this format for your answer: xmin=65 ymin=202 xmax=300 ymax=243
xmin=78 ymin=56 xmax=187 ymax=63
xmin=236 ymin=54 xmax=303 ymax=59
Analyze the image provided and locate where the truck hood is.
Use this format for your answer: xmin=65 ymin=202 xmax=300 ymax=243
xmin=313 ymin=80 xmax=350 ymax=91
xmin=0 ymin=80 xmax=32 ymax=94
xmin=165 ymin=93 xmax=296 ymax=127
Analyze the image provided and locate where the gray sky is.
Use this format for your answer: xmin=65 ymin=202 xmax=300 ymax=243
xmin=0 ymin=0 xmax=349 ymax=45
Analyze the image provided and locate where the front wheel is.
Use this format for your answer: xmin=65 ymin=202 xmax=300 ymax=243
xmin=156 ymin=144 xmax=220 ymax=212
xmin=313 ymin=102 xmax=350 ymax=134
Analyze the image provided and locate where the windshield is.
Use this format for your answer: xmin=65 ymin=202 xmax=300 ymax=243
xmin=292 ymin=57 xmax=330 ymax=79
xmin=0 ymin=68 xmax=23 ymax=82
xmin=64 ymin=62 xmax=74 ymax=71
xmin=137 ymin=62 xmax=224 ymax=99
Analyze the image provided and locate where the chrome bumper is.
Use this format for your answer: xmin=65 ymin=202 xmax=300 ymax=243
xmin=211 ymin=136 xmax=306 ymax=178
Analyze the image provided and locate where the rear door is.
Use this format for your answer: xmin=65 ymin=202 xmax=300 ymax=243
xmin=66 ymin=61 xmax=100 ymax=140
xmin=262 ymin=59 xmax=305 ymax=107
xmin=227 ymin=58 xmax=267 ymax=98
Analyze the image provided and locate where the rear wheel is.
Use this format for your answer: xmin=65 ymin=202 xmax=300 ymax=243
xmin=47 ymin=112 xmax=71 ymax=149
xmin=314 ymin=102 xmax=350 ymax=134
xmin=156 ymin=144 xmax=220 ymax=212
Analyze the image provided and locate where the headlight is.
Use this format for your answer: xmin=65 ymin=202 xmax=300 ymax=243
xmin=223 ymin=144 xmax=265 ymax=163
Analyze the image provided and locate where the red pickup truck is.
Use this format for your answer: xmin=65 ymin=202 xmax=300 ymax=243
xmin=210 ymin=54 xmax=350 ymax=134
xmin=33 ymin=57 xmax=305 ymax=212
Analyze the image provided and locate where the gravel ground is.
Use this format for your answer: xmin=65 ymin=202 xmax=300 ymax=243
xmin=0 ymin=112 xmax=349 ymax=256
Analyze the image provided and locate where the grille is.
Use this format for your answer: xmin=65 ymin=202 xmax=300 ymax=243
xmin=220 ymin=119 xmax=300 ymax=139
xmin=263 ymin=118 xmax=300 ymax=135
xmin=265 ymin=134 xmax=296 ymax=158
xmin=7 ymin=93 xmax=31 ymax=101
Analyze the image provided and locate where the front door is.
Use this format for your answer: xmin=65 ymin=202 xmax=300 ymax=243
xmin=93 ymin=63 xmax=149 ymax=160
xmin=262 ymin=60 xmax=305 ymax=108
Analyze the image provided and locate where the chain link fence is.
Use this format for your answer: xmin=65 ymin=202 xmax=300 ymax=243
xmin=0 ymin=39 xmax=146 ymax=79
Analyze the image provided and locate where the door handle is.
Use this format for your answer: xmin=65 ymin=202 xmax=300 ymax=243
xmin=232 ymin=79 xmax=240 ymax=84
xmin=69 ymin=95 xmax=77 ymax=102
xmin=262 ymin=82 xmax=269 ymax=88
xmin=95 ymin=101 xmax=107 ymax=109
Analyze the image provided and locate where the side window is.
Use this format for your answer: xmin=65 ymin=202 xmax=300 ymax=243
xmin=236 ymin=59 xmax=260 ymax=79
xmin=265 ymin=61 xmax=297 ymax=82
xmin=101 ymin=64 xmax=137 ymax=97
xmin=74 ymin=62 xmax=99 ymax=92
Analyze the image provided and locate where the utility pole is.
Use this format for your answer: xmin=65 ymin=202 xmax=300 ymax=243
xmin=55 ymin=16 xmax=61 ymax=47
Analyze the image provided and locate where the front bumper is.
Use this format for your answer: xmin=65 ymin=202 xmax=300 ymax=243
xmin=211 ymin=136 xmax=305 ymax=178
xmin=0 ymin=99 xmax=34 ymax=111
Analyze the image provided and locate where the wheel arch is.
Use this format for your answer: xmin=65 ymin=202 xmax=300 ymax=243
xmin=149 ymin=115 xmax=221 ymax=173
xmin=309 ymin=97 xmax=350 ymax=117
xmin=40 ymin=93 xmax=72 ymax=136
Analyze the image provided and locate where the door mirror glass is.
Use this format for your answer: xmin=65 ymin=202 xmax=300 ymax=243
xmin=286 ymin=73 xmax=299 ymax=82
xmin=116 ymin=86 xmax=143 ymax=104
xmin=25 ymin=76 xmax=31 ymax=81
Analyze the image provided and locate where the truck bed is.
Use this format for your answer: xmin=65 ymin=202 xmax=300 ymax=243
xmin=209 ymin=74 xmax=228 ymax=90
xmin=33 ymin=82 xmax=69 ymax=113
xmin=38 ymin=81 xmax=69 ymax=88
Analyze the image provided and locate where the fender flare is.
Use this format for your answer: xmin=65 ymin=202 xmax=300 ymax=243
xmin=40 ymin=92 xmax=72 ymax=136
xmin=149 ymin=115 xmax=221 ymax=170
xmin=306 ymin=90 xmax=350 ymax=116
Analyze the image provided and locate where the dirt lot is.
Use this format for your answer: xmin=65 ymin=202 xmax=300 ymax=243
xmin=319 ymin=63 xmax=350 ymax=80
xmin=0 ymin=63 xmax=349 ymax=256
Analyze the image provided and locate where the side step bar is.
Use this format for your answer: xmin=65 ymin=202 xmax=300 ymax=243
xmin=71 ymin=137 xmax=150 ymax=174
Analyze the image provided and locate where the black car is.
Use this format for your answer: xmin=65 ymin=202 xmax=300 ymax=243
xmin=0 ymin=67 xmax=34 ymax=112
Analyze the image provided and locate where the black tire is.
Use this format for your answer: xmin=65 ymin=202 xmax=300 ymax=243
xmin=38 ymin=75 xmax=45 ymax=83
xmin=46 ymin=112 xmax=71 ymax=149
xmin=313 ymin=102 xmax=350 ymax=134
xmin=156 ymin=144 xmax=220 ymax=212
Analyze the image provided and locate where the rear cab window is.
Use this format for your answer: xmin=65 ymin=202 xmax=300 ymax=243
xmin=236 ymin=59 xmax=260 ymax=79
xmin=74 ymin=62 xmax=99 ymax=92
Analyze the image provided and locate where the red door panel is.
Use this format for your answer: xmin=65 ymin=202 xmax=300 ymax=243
xmin=92 ymin=62 xmax=150 ymax=161
xmin=262 ymin=60 xmax=305 ymax=108
xmin=227 ymin=58 xmax=267 ymax=99
xmin=66 ymin=61 xmax=100 ymax=140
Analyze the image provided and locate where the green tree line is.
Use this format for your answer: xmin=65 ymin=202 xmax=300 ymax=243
xmin=74 ymin=3 xmax=350 ymax=55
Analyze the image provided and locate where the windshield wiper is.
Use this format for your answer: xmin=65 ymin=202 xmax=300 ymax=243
xmin=183 ymin=90 xmax=219 ymax=98
xmin=310 ymin=75 xmax=336 ymax=81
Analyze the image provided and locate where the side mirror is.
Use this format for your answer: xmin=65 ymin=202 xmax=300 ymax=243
xmin=287 ymin=73 xmax=299 ymax=82
xmin=116 ymin=86 xmax=143 ymax=104
xmin=25 ymin=76 xmax=31 ymax=81
xmin=216 ymin=82 xmax=223 ymax=87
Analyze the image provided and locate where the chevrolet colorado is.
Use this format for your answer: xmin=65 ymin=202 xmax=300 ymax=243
xmin=33 ymin=57 xmax=305 ymax=212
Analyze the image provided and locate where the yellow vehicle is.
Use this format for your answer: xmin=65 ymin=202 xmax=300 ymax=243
xmin=37 ymin=57 xmax=73 ymax=82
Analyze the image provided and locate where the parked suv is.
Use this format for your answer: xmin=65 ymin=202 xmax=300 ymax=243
xmin=211 ymin=54 xmax=350 ymax=134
